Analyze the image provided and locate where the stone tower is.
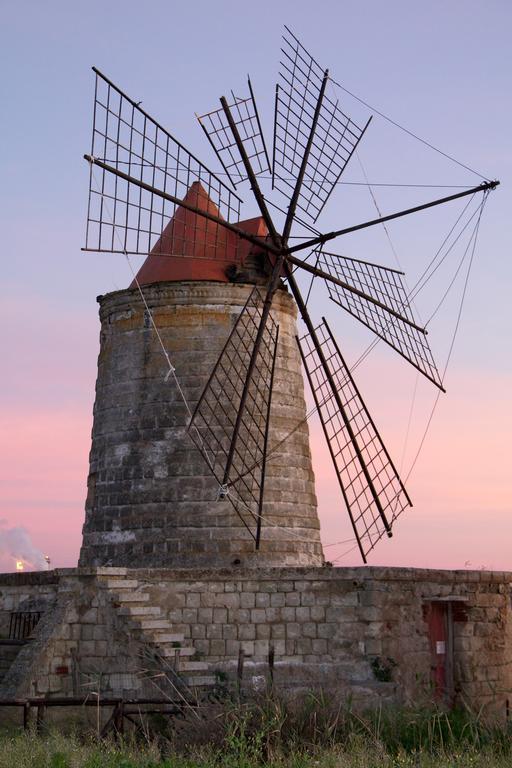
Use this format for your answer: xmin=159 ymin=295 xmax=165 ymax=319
xmin=79 ymin=184 xmax=324 ymax=568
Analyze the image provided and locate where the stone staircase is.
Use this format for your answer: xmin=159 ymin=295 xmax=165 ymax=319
xmin=104 ymin=577 xmax=216 ymax=690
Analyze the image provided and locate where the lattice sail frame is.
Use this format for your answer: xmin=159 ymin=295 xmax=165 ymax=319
xmin=197 ymin=79 xmax=271 ymax=188
xmin=298 ymin=319 xmax=411 ymax=562
xmin=316 ymin=250 xmax=444 ymax=388
xmin=187 ymin=287 xmax=279 ymax=545
xmin=85 ymin=68 xmax=242 ymax=258
xmin=272 ymin=26 xmax=371 ymax=223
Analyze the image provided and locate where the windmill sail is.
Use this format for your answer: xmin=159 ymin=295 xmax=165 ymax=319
xmin=298 ymin=318 xmax=411 ymax=562
xmin=188 ymin=287 xmax=279 ymax=545
xmin=85 ymin=68 xmax=242 ymax=257
xmin=273 ymin=26 xmax=371 ymax=224
xmin=197 ymin=78 xmax=271 ymax=188
xmin=317 ymin=250 xmax=444 ymax=389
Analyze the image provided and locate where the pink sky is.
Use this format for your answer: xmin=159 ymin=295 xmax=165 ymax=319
xmin=1 ymin=293 xmax=510 ymax=572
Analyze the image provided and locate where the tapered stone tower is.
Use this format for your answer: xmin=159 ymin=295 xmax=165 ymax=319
xmin=79 ymin=184 xmax=323 ymax=568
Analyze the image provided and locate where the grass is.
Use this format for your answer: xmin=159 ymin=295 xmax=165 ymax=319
xmin=0 ymin=697 xmax=511 ymax=768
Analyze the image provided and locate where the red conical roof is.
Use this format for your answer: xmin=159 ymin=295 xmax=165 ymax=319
xmin=130 ymin=182 xmax=268 ymax=287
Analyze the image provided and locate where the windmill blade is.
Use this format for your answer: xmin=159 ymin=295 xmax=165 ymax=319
xmin=298 ymin=318 xmax=411 ymax=562
xmin=188 ymin=287 xmax=279 ymax=545
xmin=273 ymin=26 xmax=371 ymax=225
xmin=197 ymin=78 xmax=271 ymax=189
xmin=84 ymin=68 xmax=242 ymax=257
xmin=316 ymin=250 xmax=444 ymax=390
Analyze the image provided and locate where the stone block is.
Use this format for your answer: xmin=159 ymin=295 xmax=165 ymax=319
xmin=240 ymin=592 xmax=256 ymax=609
xmin=91 ymin=625 xmax=106 ymax=641
xmin=285 ymin=592 xmax=301 ymax=607
xmin=310 ymin=606 xmax=325 ymax=621
xmin=206 ymin=624 xmax=222 ymax=640
xmin=226 ymin=639 xmax=240 ymax=656
xmin=300 ymin=592 xmax=316 ymax=606
xmin=239 ymin=624 xmax=256 ymax=641
xmin=312 ymin=638 xmax=328 ymax=655
xmin=303 ymin=622 xmax=317 ymax=638
xmin=210 ymin=639 xmax=226 ymax=656
xmin=213 ymin=608 xmax=227 ymax=623
xmin=197 ymin=608 xmax=213 ymax=623
xmin=251 ymin=609 xmax=267 ymax=624
xmin=240 ymin=640 xmax=254 ymax=656
xmin=217 ymin=593 xmax=240 ymax=609
xmin=271 ymin=624 xmax=286 ymax=639
xmin=255 ymin=593 xmax=270 ymax=608
xmin=192 ymin=624 xmax=206 ymax=639
xmin=256 ymin=624 xmax=271 ymax=640
xmin=186 ymin=593 xmax=201 ymax=608
xmin=218 ymin=624 xmax=235 ymax=641
xmin=270 ymin=593 xmax=285 ymax=608
xmin=281 ymin=607 xmax=296 ymax=621
xmin=80 ymin=607 xmax=98 ymax=624
xmin=80 ymin=640 xmax=96 ymax=657
xmin=254 ymin=640 xmax=269 ymax=658
xmin=317 ymin=623 xmax=337 ymax=639
xmin=296 ymin=607 xmax=310 ymax=622
xmin=286 ymin=623 xmax=301 ymax=639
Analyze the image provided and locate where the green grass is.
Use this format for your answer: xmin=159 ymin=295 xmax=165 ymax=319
xmin=0 ymin=699 xmax=511 ymax=768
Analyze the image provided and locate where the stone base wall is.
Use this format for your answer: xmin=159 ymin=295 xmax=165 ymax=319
xmin=0 ymin=566 xmax=510 ymax=716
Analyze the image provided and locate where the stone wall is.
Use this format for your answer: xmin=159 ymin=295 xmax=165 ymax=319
xmin=80 ymin=281 xmax=323 ymax=569
xmin=1 ymin=566 xmax=510 ymax=715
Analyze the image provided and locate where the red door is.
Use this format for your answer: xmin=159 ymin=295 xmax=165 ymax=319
xmin=426 ymin=602 xmax=450 ymax=700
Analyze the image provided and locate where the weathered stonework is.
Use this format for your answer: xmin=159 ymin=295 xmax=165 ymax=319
xmin=1 ymin=566 xmax=511 ymax=717
xmin=80 ymin=281 xmax=323 ymax=569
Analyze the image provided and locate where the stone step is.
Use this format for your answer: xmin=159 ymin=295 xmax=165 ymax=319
xmin=119 ymin=606 xmax=161 ymax=616
xmin=114 ymin=592 xmax=150 ymax=603
xmin=159 ymin=646 xmax=196 ymax=658
xmin=107 ymin=579 xmax=139 ymax=589
xmin=138 ymin=620 xmax=174 ymax=631
xmin=152 ymin=632 xmax=186 ymax=643
xmin=181 ymin=675 xmax=217 ymax=687
xmin=178 ymin=660 xmax=209 ymax=671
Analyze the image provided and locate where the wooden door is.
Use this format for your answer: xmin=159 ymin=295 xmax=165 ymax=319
xmin=426 ymin=601 xmax=454 ymax=702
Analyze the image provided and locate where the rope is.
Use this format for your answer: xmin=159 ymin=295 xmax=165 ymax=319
xmin=403 ymin=192 xmax=488 ymax=483
xmin=88 ymin=162 xmax=211 ymax=465
xmin=328 ymin=76 xmax=490 ymax=181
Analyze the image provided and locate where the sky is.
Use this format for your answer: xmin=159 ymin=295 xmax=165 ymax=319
xmin=0 ymin=0 xmax=510 ymax=572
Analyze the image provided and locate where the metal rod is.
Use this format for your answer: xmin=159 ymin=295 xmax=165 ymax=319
xmin=322 ymin=315 xmax=412 ymax=506
xmin=271 ymin=84 xmax=279 ymax=190
xmin=91 ymin=67 xmax=240 ymax=199
xmin=285 ymin=263 xmax=392 ymax=538
xmin=313 ymin=115 xmax=373 ymax=222
xmin=84 ymin=155 xmax=281 ymax=257
xmin=282 ymin=69 xmax=329 ymax=243
xmin=286 ymin=253 xmax=426 ymax=333
xmin=288 ymin=181 xmax=500 ymax=255
xmin=327 ymin=295 xmax=445 ymax=391
xmin=220 ymin=96 xmax=281 ymax=247
xmin=197 ymin=116 xmax=237 ymax=188
xmin=255 ymin=325 xmax=280 ymax=550
xmin=247 ymin=76 xmax=272 ymax=174
xmin=297 ymin=335 xmax=366 ymax=563
xmin=221 ymin=255 xmax=285 ymax=487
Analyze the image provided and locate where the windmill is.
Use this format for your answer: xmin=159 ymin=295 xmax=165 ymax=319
xmin=83 ymin=27 xmax=498 ymax=563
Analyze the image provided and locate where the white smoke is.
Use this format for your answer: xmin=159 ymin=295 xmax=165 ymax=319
xmin=0 ymin=520 xmax=47 ymax=571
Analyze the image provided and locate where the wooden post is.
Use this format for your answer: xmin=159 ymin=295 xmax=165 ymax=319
xmin=23 ymin=701 xmax=30 ymax=730
xmin=237 ymin=647 xmax=245 ymax=695
xmin=268 ymin=642 xmax=275 ymax=685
